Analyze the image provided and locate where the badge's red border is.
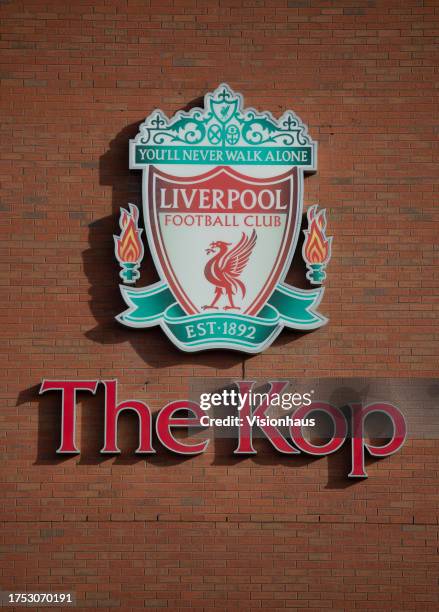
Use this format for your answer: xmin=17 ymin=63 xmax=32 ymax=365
xmin=147 ymin=165 xmax=298 ymax=317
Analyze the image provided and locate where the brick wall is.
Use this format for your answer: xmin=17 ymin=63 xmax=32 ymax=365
xmin=1 ymin=0 xmax=438 ymax=609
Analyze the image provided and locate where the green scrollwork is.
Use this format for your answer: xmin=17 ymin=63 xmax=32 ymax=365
xmin=132 ymin=84 xmax=315 ymax=166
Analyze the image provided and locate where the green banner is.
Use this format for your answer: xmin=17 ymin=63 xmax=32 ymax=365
xmin=134 ymin=145 xmax=312 ymax=167
xmin=117 ymin=282 xmax=326 ymax=353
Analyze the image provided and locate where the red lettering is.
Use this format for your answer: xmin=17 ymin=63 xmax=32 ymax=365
xmin=156 ymin=401 xmax=209 ymax=454
xmin=290 ymin=402 xmax=347 ymax=455
xmin=234 ymin=381 xmax=299 ymax=454
xmin=349 ymin=403 xmax=407 ymax=478
xmin=39 ymin=380 xmax=99 ymax=453
xmin=101 ymin=380 xmax=154 ymax=454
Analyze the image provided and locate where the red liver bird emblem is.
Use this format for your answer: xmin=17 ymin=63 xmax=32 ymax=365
xmin=202 ymin=230 xmax=257 ymax=311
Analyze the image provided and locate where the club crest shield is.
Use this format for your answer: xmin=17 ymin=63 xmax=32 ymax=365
xmin=210 ymin=96 xmax=239 ymax=125
xmin=115 ymin=84 xmax=332 ymax=353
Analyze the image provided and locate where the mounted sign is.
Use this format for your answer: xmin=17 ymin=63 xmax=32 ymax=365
xmin=40 ymin=379 xmax=408 ymax=479
xmin=115 ymin=84 xmax=332 ymax=352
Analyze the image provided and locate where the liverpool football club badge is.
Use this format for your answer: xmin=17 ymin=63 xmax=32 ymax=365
xmin=115 ymin=84 xmax=332 ymax=352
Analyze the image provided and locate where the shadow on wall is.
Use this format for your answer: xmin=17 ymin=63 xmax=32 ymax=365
xmin=210 ymin=437 xmax=362 ymax=491
xmin=82 ymin=95 xmax=317 ymax=366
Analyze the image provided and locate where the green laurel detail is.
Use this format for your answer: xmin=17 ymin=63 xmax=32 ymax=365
xmin=134 ymin=84 xmax=313 ymax=150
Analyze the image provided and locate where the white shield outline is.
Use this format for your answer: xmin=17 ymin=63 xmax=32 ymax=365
xmin=210 ymin=98 xmax=239 ymax=124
